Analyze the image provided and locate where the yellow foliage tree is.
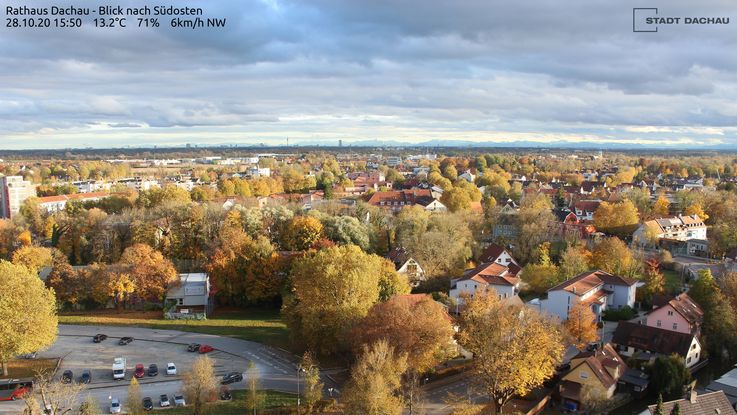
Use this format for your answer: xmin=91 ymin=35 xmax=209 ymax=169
xmin=0 ymin=261 xmax=58 ymax=375
xmin=652 ymin=196 xmax=670 ymax=217
xmin=684 ymin=203 xmax=709 ymax=222
xmin=342 ymin=340 xmax=408 ymax=415
xmin=564 ymin=302 xmax=599 ymax=349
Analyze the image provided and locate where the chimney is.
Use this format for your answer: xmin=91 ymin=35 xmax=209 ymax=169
xmin=573 ymin=287 xmax=577 ymax=294
xmin=690 ymin=387 xmax=698 ymax=404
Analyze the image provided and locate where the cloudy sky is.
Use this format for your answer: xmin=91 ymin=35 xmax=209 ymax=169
xmin=2 ymin=0 xmax=737 ymax=149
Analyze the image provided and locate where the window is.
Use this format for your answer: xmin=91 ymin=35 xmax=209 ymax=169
xmin=656 ymin=320 xmax=661 ymax=327
xmin=178 ymin=298 xmax=183 ymax=305
xmin=687 ymin=356 xmax=691 ymax=364
xmin=673 ymin=323 xmax=678 ymax=330
xmin=567 ymin=297 xmax=571 ymax=304
xmin=667 ymin=310 xmax=674 ymax=316
xmin=580 ymin=372 xmax=588 ymax=379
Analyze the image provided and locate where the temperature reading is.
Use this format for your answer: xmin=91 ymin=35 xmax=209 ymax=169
xmin=94 ymin=17 xmax=126 ymax=28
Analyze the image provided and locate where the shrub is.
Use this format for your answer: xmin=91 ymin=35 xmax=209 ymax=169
xmin=602 ymin=305 xmax=636 ymax=321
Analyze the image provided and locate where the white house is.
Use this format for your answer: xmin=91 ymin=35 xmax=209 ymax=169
xmin=633 ymin=215 xmax=707 ymax=246
xmin=165 ymin=273 xmax=213 ymax=318
xmin=613 ymin=321 xmax=703 ymax=369
xmin=458 ymin=170 xmax=476 ymax=183
xmin=540 ymin=270 xmax=638 ymax=321
xmin=386 ymin=247 xmax=426 ymax=287
xmin=450 ymin=262 xmax=521 ymax=309
xmin=477 ymin=243 xmax=519 ymax=268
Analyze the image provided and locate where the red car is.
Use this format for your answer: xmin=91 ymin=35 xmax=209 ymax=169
xmin=198 ymin=345 xmax=214 ymax=354
xmin=134 ymin=364 xmax=145 ymax=378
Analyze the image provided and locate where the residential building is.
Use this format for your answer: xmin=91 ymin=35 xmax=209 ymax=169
xmin=573 ymin=200 xmax=601 ymax=221
xmin=449 ymin=261 xmax=521 ymax=308
xmin=367 ymin=189 xmax=446 ymax=212
xmin=612 ymin=321 xmax=702 ymax=368
xmin=116 ymin=177 xmax=159 ymax=191
xmin=644 ymin=293 xmax=703 ymax=336
xmin=540 ymin=270 xmax=638 ymax=321
xmin=164 ymin=273 xmax=213 ymax=318
xmin=386 ymin=247 xmax=426 ymax=287
xmin=477 ymin=243 xmax=519 ymax=268
xmin=71 ymin=180 xmax=112 ymax=193
xmin=458 ymin=170 xmax=476 ymax=183
xmin=642 ymin=390 xmax=736 ymax=415
xmin=0 ymin=176 xmax=37 ymax=219
xmin=37 ymin=192 xmax=111 ymax=213
xmin=633 ymin=215 xmax=707 ymax=246
xmin=706 ymin=365 xmax=737 ymax=405
xmin=558 ymin=343 xmax=627 ymax=411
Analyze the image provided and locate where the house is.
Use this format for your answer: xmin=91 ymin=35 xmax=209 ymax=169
xmin=36 ymin=191 xmax=112 ymax=213
xmin=642 ymin=390 xmax=736 ymax=415
xmin=706 ymin=365 xmax=737 ymax=405
xmin=477 ymin=243 xmax=519 ymax=268
xmin=449 ymin=261 xmax=521 ymax=309
xmin=558 ymin=343 xmax=627 ymax=411
xmin=644 ymin=293 xmax=703 ymax=336
xmin=612 ymin=321 xmax=703 ymax=369
xmin=0 ymin=176 xmax=36 ymax=219
xmin=458 ymin=170 xmax=476 ymax=183
xmin=164 ymin=273 xmax=214 ymax=319
xmin=386 ymin=247 xmax=426 ymax=287
xmin=541 ymin=270 xmax=638 ymax=321
xmin=551 ymin=209 xmax=596 ymax=240
xmin=633 ymin=215 xmax=707 ymax=246
xmin=367 ymin=189 xmax=446 ymax=212
xmin=573 ymin=200 xmax=601 ymax=221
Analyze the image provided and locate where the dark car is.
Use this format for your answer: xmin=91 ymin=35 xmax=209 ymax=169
xmin=148 ymin=364 xmax=158 ymax=377
xmin=61 ymin=370 xmax=73 ymax=384
xmin=187 ymin=343 xmax=200 ymax=352
xmin=118 ymin=337 xmax=133 ymax=345
xmin=80 ymin=370 xmax=92 ymax=384
xmin=198 ymin=344 xmax=214 ymax=354
xmin=93 ymin=334 xmax=108 ymax=343
xmin=220 ymin=372 xmax=243 ymax=385
xmin=134 ymin=364 xmax=145 ymax=379
xmin=142 ymin=397 xmax=153 ymax=411
xmin=219 ymin=386 xmax=232 ymax=401
xmin=555 ymin=362 xmax=572 ymax=373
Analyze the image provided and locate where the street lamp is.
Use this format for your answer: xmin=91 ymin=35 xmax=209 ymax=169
xmin=296 ymin=366 xmax=305 ymax=414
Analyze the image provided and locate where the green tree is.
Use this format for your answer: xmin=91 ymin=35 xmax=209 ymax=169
xmin=342 ymin=340 xmax=408 ymax=415
xmin=689 ymin=269 xmax=737 ymax=362
xmin=0 ymin=261 xmax=57 ymax=376
xmin=648 ymin=355 xmax=690 ymax=400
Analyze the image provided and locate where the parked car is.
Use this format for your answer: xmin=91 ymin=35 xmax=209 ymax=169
xmin=80 ymin=370 xmax=92 ymax=384
xmin=174 ymin=395 xmax=186 ymax=407
xmin=221 ymin=372 xmax=243 ymax=385
xmin=148 ymin=364 xmax=158 ymax=377
xmin=142 ymin=397 xmax=153 ymax=411
xmin=93 ymin=334 xmax=108 ymax=343
xmin=166 ymin=363 xmax=177 ymax=376
xmin=118 ymin=337 xmax=133 ymax=345
xmin=134 ymin=364 xmax=145 ymax=378
xmin=19 ymin=352 xmax=37 ymax=359
xmin=110 ymin=398 xmax=121 ymax=414
xmin=198 ymin=344 xmax=214 ymax=354
xmin=187 ymin=343 xmax=200 ymax=352
xmin=159 ymin=394 xmax=171 ymax=407
xmin=61 ymin=370 xmax=73 ymax=384
xmin=219 ymin=386 xmax=232 ymax=401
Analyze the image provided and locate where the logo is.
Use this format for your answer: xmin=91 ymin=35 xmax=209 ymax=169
xmin=633 ymin=8 xmax=730 ymax=32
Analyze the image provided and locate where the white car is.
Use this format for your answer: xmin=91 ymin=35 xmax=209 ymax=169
xmin=174 ymin=395 xmax=186 ymax=407
xmin=166 ymin=362 xmax=177 ymax=375
xmin=110 ymin=398 xmax=121 ymax=414
xmin=159 ymin=394 xmax=171 ymax=407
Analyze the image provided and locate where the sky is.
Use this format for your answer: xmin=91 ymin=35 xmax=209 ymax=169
xmin=2 ymin=0 xmax=737 ymax=149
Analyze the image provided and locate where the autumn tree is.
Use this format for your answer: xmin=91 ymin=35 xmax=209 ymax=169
xmin=684 ymin=203 xmax=708 ymax=222
xmin=244 ymin=362 xmax=265 ymax=415
xmin=514 ymin=194 xmax=556 ymax=264
xmin=300 ymin=352 xmax=323 ymax=413
xmin=21 ymin=371 xmax=85 ymax=415
xmin=522 ymin=243 xmax=561 ymax=294
xmin=282 ymin=245 xmax=387 ymax=354
xmin=183 ymin=355 xmax=219 ymax=415
xmin=565 ymin=302 xmax=599 ymax=349
xmin=652 ymin=195 xmax=671 ymax=217
xmin=457 ymin=291 xmax=564 ymax=413
xmin=119 ymin=243 xmax=178 ymax=301
xmin=558 ymin=245 xmax=592 ymax=280
xmin=0 ymin=261 xmax=57 ymax=376
xmin=352 ymin=294 xmax=454 ymax=373
xmin=342 ymin=340 xmax=408 ymax=415
xmin=11 ymin=246 xmax=54 ymax=275
xmin=127 ymin=377 xmax=144 ymax=415
xmin=281 ymin=215 xmax=324 ymax=251
xmin=689 ymin=269 xmax=737 ymax=362
xmin=593 ymin=200 xmax=640 ymax=237
xmin=591 ymin=237 xmax=641 ymax=278
xmin=640 ymin=258 xmax=666 ymax=303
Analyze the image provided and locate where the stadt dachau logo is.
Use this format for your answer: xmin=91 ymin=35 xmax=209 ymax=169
xmin=633 ymin=8 xmax=730 ymax=32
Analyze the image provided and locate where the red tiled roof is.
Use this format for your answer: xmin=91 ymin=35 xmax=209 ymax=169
xmin=367 ymin=189 xmax=435 ymax=207
xmin=463 ymin=262 xmax=519 ymax=286
xmin=37 ymin=191 xmax=110 ymax=204
xmin=548 ymin=270 xmax=635 ymax=296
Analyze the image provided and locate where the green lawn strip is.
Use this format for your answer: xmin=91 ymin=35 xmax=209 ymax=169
xmin=160 ymin=390 xmax=297 ymax=414
xmin=662 ymin=269 xmax=683 ymax=295
xmin=58 ymin=309 xmax=290 ymax=349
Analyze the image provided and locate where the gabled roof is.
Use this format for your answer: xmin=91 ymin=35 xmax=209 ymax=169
xmin=612 ymin=321 xmax=697 ymax=356
xmin=568 ymin=343 xmax=626 ymax=390
xmin=547 ymin=270 xmax=636 ymax=296
xmin=478 ymin=243 xmax=518 ymax=266
xmin=647 ymin=391 xmax=736 ymax=415
xmin=462 ymin=262 xmax=519 ymax=287
xmin=652 ymin=293 xmax=704 ymax=326
xmin=574 ymin=200 xmax=601 ymax=213
xmin=367 ymin=189 xmax=435 ymax=207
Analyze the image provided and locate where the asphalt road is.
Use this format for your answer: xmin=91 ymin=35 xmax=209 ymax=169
xmin=0 ymin=324 xmax=305 ymax=414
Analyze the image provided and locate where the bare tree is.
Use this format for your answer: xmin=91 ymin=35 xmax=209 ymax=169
xmin=22 ymin=371 xmax=84 ymax=415
xmin=244 ymin=362 xmax=265 ymax=415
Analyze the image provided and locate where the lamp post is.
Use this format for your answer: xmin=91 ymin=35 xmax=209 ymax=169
xmin=296 ymin=366 xmax=305 ymax=414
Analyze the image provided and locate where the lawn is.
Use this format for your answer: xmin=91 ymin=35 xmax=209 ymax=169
xmin=662 ymin=269 xmax=683 ymax=295
xmin=161 ymin=390 xmax=298 ymax=414
xmin=58 ymin=308 xmax=290 ymax=349
xmin=6 ymin=358 xmax=58 ymax=378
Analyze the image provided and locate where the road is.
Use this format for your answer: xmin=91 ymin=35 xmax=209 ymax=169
xmin=1 ymin=324 xmax=313 ymax=414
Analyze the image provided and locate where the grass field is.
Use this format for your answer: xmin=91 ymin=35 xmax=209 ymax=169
xmin=58 ymin=308 xmax=290 ymax=349
xmin=662 ymin=269 xmax=683 ymax=294
xmin=6 ymin=358 xmax=58 ymax=378
xmin=161 ymin=390 xmax=298 ymax=414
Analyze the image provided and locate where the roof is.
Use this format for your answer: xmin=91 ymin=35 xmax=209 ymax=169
xmin=646 ymin=391 xmax=736 ymax=415
xmin=644 ymin=215 xmax=706 ymax=234
xmin=612 ymin=321 xmax=697 ymax=356
xmin=706 ymin=365 xmax=737 ymax=403
xmin=547 ymin=270 xmax=636 ymax=296
xmin=37 ymin=191 xmax=110 ymax=204
xmin=462 ymin=262 xmax=520 ymax=287
xmin=568 ymin=343 xmax=626 ymax=390
xmin=367 ymin=189 xmax=435 ymax=207
xmin=574 ymin=200 xmax=601 ymax=213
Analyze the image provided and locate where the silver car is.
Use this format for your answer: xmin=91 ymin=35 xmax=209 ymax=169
xmin=110 ymin=398 xmax=121 ymax=414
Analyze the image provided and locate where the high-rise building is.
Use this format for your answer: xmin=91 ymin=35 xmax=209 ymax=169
xmin=0 ymin=176 xmax=37 ymax=219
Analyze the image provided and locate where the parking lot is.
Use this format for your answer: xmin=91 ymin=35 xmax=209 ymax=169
xmin=43 ymin=333 xmax=251 ymax=387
